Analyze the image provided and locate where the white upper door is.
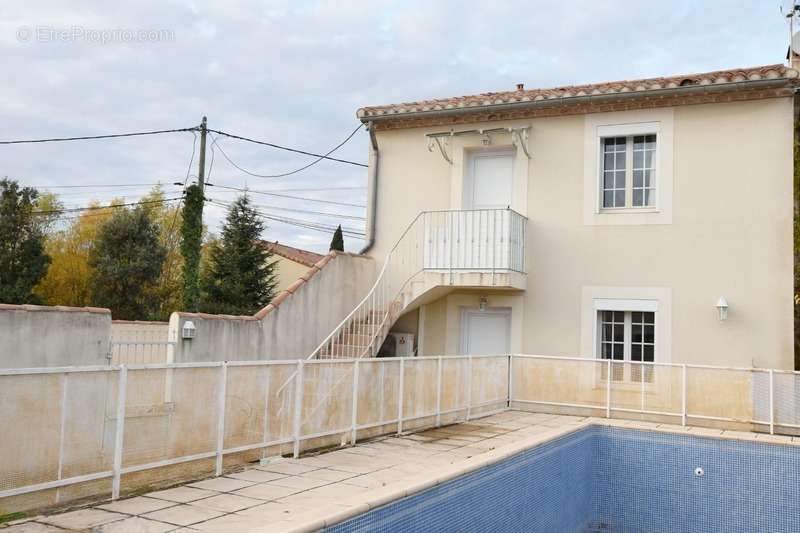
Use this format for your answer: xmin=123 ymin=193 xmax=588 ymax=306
xmin=460 ymin=308 xmax=511 ymax=355
xmin=467 ymin=150 xmax=514 ymax=210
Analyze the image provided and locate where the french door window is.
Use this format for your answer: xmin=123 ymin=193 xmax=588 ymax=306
xmin=601 ymin=135 xmax=656 ymax=209
xmin=599 ymin=310 xmax=655 ymax=382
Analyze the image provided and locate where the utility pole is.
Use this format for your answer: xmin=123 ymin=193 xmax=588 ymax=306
xmin=180 ymin=116 xmax=207 ymax=311
xmin=197 ymin=116 xmax=207 ymax=191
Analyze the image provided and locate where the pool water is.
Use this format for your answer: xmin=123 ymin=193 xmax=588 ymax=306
xmin=326 ymin=425 xmax=800 ymax=532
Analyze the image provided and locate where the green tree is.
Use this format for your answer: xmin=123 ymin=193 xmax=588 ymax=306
xmin=32 ymin=192 xmax=64 ymax=235
xmin=0 ymin=179 xmax=51 ymax=303
xmin=140 ymin=186 xmax=184 ymax=319
xmin=329 ymin=225 xmax=344 ymax=252
xmin=89 ymin=205 xmax=166 ymax=319
xmin=181 ymin=184 xmax=203 ymax=311
xmin=34 ymin=200 xmax=119 ymax=306
xmin=201 ymin=194 xmax=277 ymax=315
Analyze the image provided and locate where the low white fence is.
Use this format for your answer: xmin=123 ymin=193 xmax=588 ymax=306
xmin=2 ymin=354 xmax=799 ymax=513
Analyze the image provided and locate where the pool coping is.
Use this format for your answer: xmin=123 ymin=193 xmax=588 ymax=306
xmin=265 ymin=417 xmax=800 ymax=533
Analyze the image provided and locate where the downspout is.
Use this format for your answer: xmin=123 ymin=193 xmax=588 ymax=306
xmin=359 ymin=120 xmax=379 ymax=254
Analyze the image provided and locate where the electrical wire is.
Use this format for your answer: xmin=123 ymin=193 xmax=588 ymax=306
xmin=37 ymin=187 xmax=183 ymax=199
xmin=165 ymin=132 xmax=200 ymax=241
xmin=0 ymin=127 xmax=197 ymax=145
xmin=242 ymin=186 xmax=365 ymax=193
xmin=208 ymin=125 xmax=367 ymax=170
xmin=207 ymin=183 xmax=365 ymax=208
xmin=31 ymin=182 xmax=170 ymax=189
xmin=211 ymin=197 xmax=365 ymax=221
xmin=207 ymin=199 xmax=364 ymax=238
xmin=32 ymin=196 xmax=184 ymax=216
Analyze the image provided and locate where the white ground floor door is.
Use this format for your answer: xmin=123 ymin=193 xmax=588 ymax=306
xmin=460 ymin=308 xmax=511 ymax=355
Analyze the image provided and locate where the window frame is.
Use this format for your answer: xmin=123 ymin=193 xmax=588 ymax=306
xmin=597 ymin=123 xmax=660 ymax=213
xmin=592 ymin=299 xmax=658 ymax=385
xmin=599 ymin=134 xmax=658 ymax=211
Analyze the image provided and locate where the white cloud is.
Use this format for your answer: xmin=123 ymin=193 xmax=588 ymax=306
xmin=0 ymin=0 xmax=787 ymax=252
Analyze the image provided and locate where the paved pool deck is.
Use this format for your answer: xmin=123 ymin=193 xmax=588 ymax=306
xmin=3 ymin=411 xmax=796 ymax=533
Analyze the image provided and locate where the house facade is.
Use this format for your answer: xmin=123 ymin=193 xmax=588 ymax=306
xmin=340 ymin=64 xmax=795 ymax=371
xmin=264 ymin=241 xmax=324 ymax=293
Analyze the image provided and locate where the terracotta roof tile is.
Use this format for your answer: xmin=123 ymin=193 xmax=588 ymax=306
xmin=0 ymin=303 xmax=111 ymax=314
xmin=357 ymin=64 xmax=797 ymax=120
xmin=263 ymin=241 xmax=325 ymax=268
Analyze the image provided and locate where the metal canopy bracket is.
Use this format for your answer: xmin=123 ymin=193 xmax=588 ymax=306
xmin=427 ymin=134 xmax=453 ymax=164
xmin=511 ymin=127 xmax=531 ymax=159
xmin=425 ymin=126 xmax=531 ymax=163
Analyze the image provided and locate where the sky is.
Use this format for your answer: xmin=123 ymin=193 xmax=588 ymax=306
xmin=0 ymin=1 xmax=791 ymax=253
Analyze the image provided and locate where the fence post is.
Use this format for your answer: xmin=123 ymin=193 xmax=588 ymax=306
xmin=681 ymin=364 xmax=687 ymax=427
xmin=215 ymin=362 xmax=228 ymax=476
xmin=261 ymin=368 xmax=271 ymax=460
xmin=435 ymin=356 xmax=443 ymax=427
xmin=379 ymin=361 xmax=385 ymax=425
xmin=55 ymin=372 xmax=69 ymax=503
xmin=769 ymin=368 xmax=775 ymax=435
xmin=466 ymin=355 xmax=473 ymax=421
xmin=397 ymin=358 xmax=405 ymax=435
xmin=350 ymin=360 xmax=359 ymax=445
xmin=111 ymin=365 xmax=128 ymax=500
xmin=605 ymin=359 xmax=611 ymax=419
xmin=507 ymin=354 xmax=513 ymax=409
xmin=640 ymin=363 xmax=645 ymax=414
xmin=292 ymin=360 xmax=304 ymax=458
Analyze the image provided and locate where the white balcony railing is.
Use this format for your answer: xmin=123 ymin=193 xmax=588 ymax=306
xmin=310 ymin=208 xmax=527 ymax=359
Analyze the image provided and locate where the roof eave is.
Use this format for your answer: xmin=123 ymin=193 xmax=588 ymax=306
xmin=357 ymin=77 xmax=797 ymax=124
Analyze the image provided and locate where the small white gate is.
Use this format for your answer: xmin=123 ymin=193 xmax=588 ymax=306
xmin=109 ymin=321 xmax=174 ymax=365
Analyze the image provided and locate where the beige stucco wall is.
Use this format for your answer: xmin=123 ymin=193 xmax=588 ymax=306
xmin=0 ymin=306 xmax=112 ymax=368
xmin=371 ymin=98 xmax=794 ymax=369
xmin=272 ymin=256 xmax=314 ymax=294
xmin=171 ymin=253 xmax=376 ymax=361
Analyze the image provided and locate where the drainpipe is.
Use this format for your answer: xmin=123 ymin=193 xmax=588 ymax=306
xmin=359 ymin=120 xmax=379 ymax=254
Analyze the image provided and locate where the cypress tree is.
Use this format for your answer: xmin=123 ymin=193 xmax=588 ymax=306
xmin=180 ymin=184 xmax=203 ymax=311
xmin=201 ymin=194 xmax=277 ymax=315
xmin=329 ymin=225 xmax=344 ymax=252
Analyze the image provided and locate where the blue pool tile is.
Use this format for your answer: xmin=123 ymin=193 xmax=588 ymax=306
xmin=326 ymin=426 xmax=800 ymax=533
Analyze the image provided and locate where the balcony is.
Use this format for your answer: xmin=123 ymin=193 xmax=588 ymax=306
xmin=419 ymin=208 xmax=526 ymax=290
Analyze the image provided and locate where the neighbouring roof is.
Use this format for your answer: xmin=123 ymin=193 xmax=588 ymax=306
xmin=264 ymin=241 xmax=325 ymax=268
xmin=357 ymin=64 xmax=798 ymax=124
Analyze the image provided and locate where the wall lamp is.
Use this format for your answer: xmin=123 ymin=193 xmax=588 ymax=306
xmin=716 ymin=297 xmax=729 ymax=321
xmin=182 ymin=320 xmax=197 ymax=339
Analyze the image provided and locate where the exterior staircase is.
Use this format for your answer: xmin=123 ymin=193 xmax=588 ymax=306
xmin=311 ymin=208 xmax=527 ymax=360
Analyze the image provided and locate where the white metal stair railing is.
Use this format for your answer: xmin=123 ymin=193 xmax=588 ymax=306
xmin=310 ymin=208 xmax=527 ymax=360
xmin=284 ymin=208 xmax=527 ymax=431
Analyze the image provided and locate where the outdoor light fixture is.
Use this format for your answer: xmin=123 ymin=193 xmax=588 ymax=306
xmin=479 ymin=296 xmax=489 ymax=311
xmin=182 ymin=320 xmax=197 ymax=339
xmin=716 ymin=297 xmax=729 ymax=321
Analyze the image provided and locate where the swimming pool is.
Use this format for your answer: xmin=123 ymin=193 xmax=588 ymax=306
xmin=326 ymin=426 xmax=800 ymax=532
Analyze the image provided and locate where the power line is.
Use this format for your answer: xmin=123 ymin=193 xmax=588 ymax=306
xmin=38 ymin=187 xmax=183 ymax=198
xmin=0 ymin=127 xmax=197 ymax=145
xmin=208 ymin=126 xmax=367 ymax=168
xmin=32 ymin=196 xmax=184 ymax=216
xmin=166 ymin=133 xmax=201 ymax=246
xmin=31 ymin=182 xmax=169 ymax=189
xmin=211 ymin=197 xmax=365 ymax=221
xmin=207 ymin=183 xmax=365 ymax=208
xmin=207 ymin=199 xmax=365 ymax=238
xmin=245 ymin=186 xmax=365 ymax=193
